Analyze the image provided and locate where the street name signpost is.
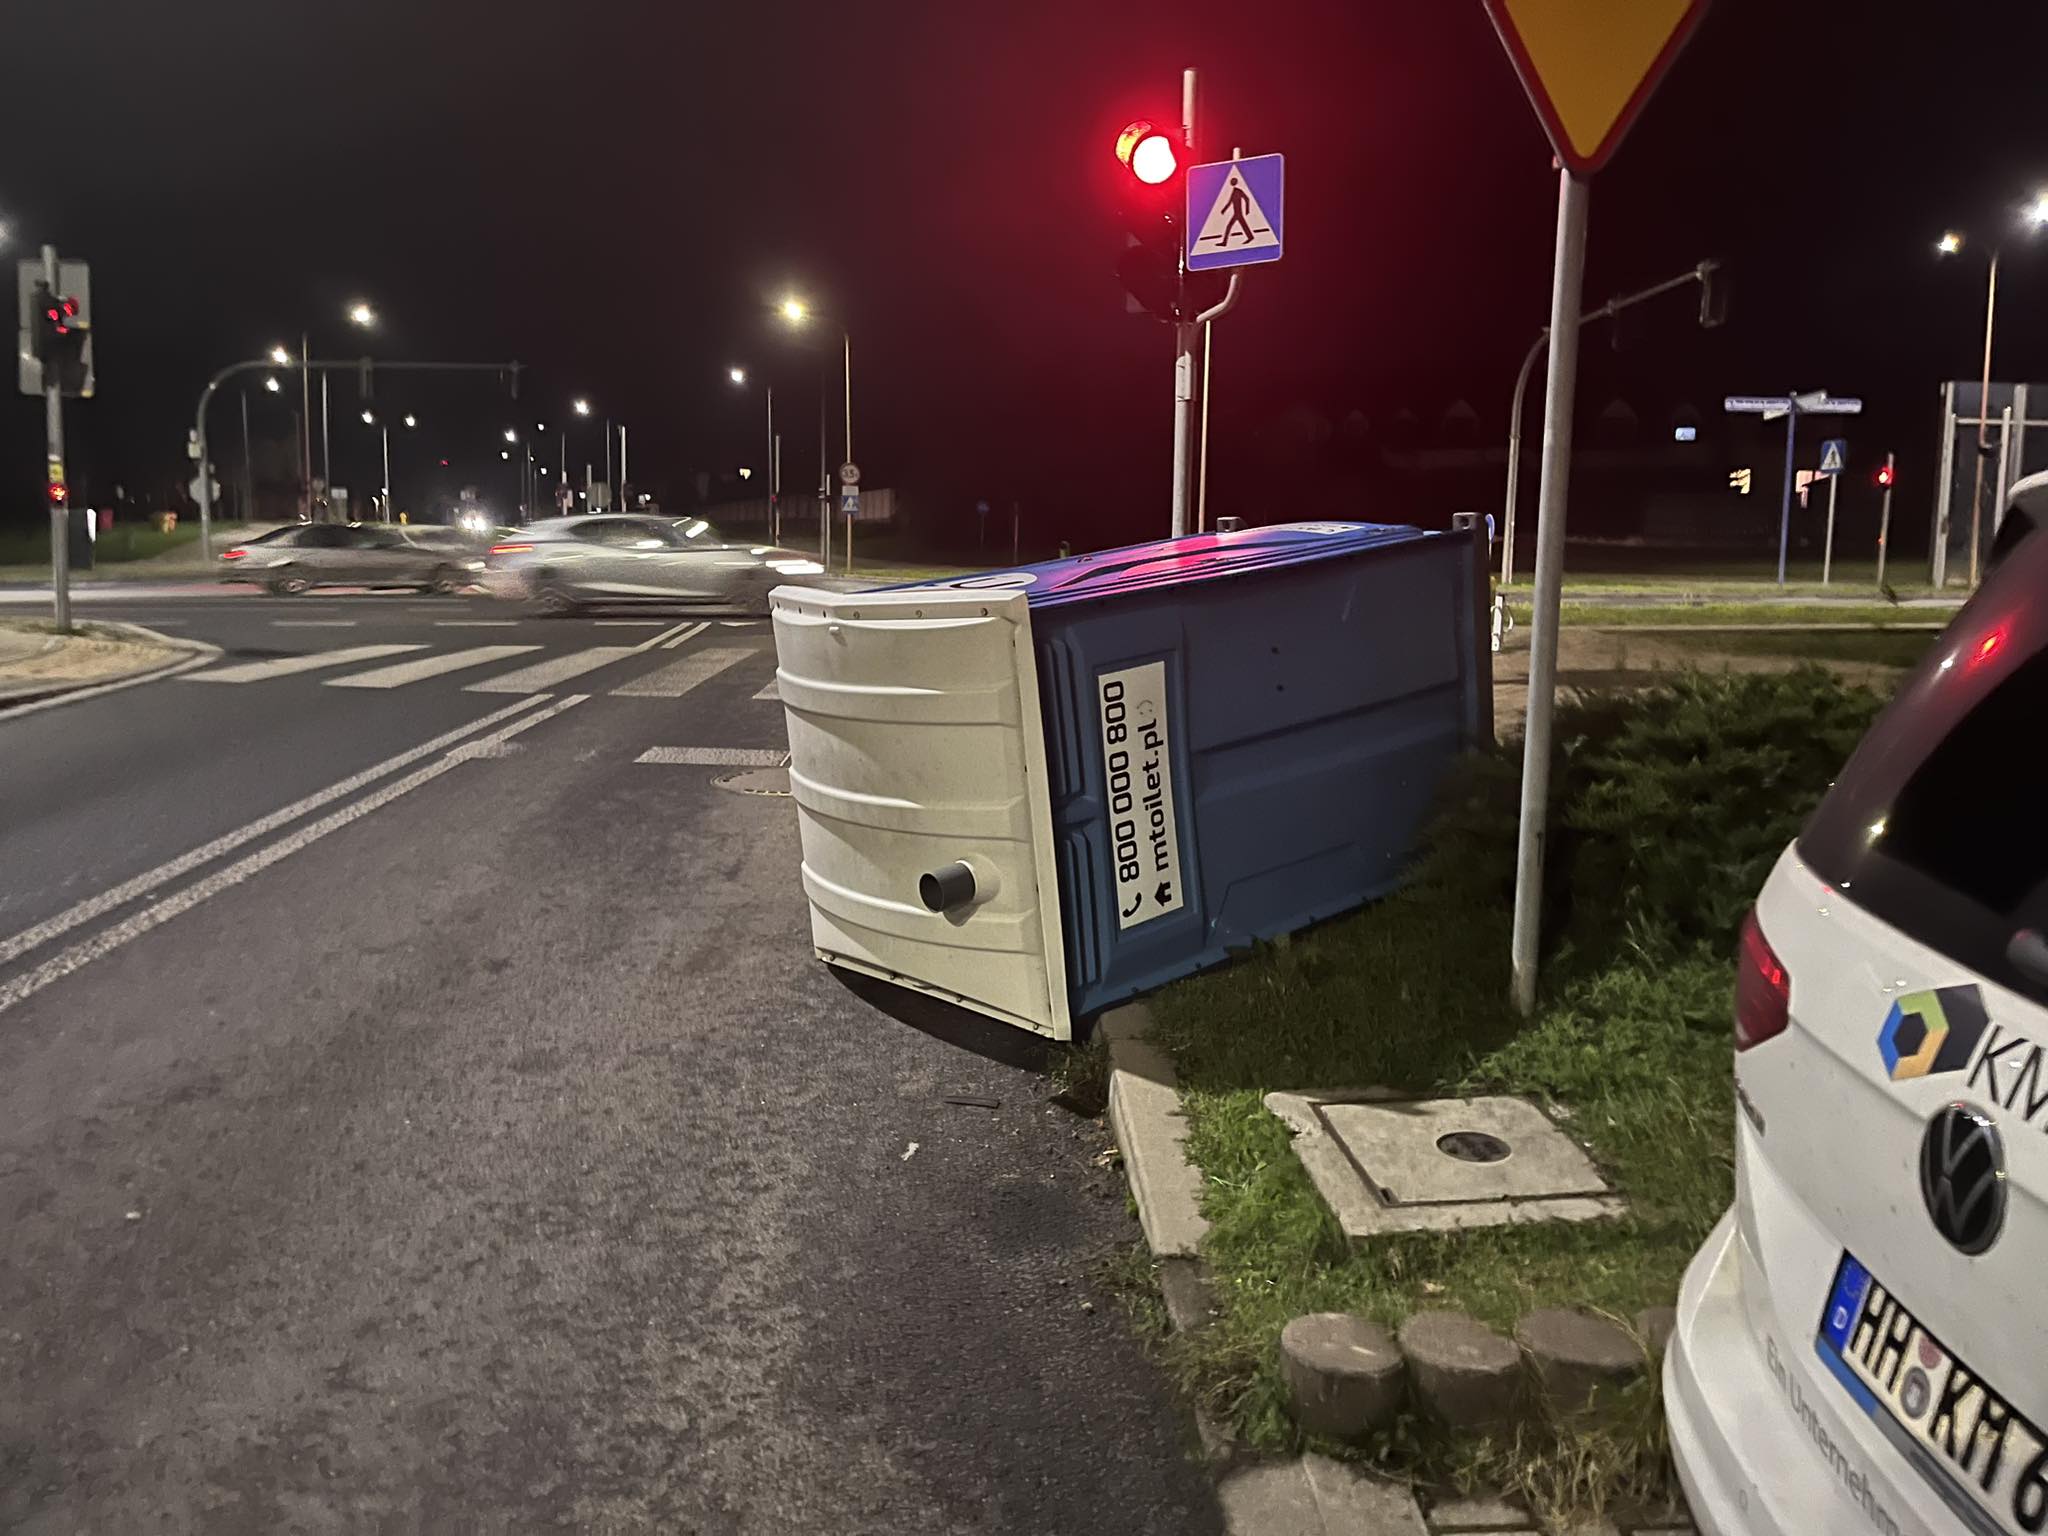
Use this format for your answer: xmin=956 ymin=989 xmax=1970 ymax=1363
xmin=1724 ymin=392 xmax=1862 ymax=583
xmin=1484 ymin=0 xmax=1710 ymax=1017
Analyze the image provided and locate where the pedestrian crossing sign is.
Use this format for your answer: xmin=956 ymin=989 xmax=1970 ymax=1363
xmin=1186 ymin=154 xmax=1285 ymax=272
xmin=1819 ymin=439 xmax=1846 ymax=476
xmin=840 ymin=488 xmax=861 ymax=518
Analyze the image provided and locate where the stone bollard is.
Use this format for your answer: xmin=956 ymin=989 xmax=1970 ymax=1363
xmin=1515 ymin=1308 xmax=1644 ymax=1417
xmin=1397 ymin=1310 xmax=1523 ymax=1431
xmin=1279 ymin=1313 xmax=1406 ymax=1441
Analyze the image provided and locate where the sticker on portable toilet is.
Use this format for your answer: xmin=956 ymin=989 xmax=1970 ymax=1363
xmin=1098 ymin=661 xmax=1185 ymax=929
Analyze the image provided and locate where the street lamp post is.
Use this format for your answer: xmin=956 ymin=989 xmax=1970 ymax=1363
xmin=778 ymin=296 xmax=852 ymax=565
xmin=730 ymin=367 xmax=778 ymax=541
xmin=1939 ymin=195 xmax=2048 ymax=586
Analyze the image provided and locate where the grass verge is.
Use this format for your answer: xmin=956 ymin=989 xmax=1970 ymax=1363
xmin=1511 ymin=600 xmax=1950 ymax=628
xmin=1651 ymin=628 xmax=1939 ymax=669
xmin=1145 ymin=668 xmax=1887 ymax=1516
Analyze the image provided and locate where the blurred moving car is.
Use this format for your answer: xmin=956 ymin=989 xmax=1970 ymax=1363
xmin=1665 ymin=523 xmax=2048 ymax=1536
xmin=481 ymin=515 xmax=825 ymax=613
xmin=219 ymin=524 xmax=485 ymax=595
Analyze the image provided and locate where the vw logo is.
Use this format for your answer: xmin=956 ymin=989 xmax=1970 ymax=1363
xmin=1920 ymin=1104 xmax=2006 ymax=1256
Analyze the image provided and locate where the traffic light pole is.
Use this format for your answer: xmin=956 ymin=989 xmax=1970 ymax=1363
xmin=1877 ymin=450 xmax=1896 ymax=588
xmin=42 ymin=246 xmax=70 ymax=631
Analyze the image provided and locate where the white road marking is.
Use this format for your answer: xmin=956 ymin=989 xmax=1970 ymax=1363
xmin=434 ymin=619 xmax=520 ymax=628
xmin=719 ymin=620 xmax=758 ymax=628
xmin=327 ymin=645 xmax=540 ymax=689
xmin=463 ymin=647 xmax=638 ymax=693
xmin=0 ymin=696 xmax=585 ymax=1019
xmin=593 ymin=620 xmax=664 ymax=627
xmin=753 ymin=680 xmax=780 ymax=700
xmin=182 ymin=644 xmax=425 ymax=683
xmin=656 ymin=621 xmax=710 ymax=651
xmin=611 ymin=646 xmax=752 ymax=698
xmin=0 ymin=697 xmax=546 ymax=970
xmin=635 ymin=746 xmax=789 ymax=767
xmin=271 ymin=620 xmax=359 ymax=628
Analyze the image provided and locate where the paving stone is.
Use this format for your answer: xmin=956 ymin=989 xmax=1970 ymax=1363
xmin=1422 ymin=1490 xmax=1532 ymax=1530
xmin=1300 ymin=1455 xmax=1430 ymax=1534
xmin=1398 ymin=1310 xmax=1524 ymax=1430
xmin=1281 ymin=1314 xmax=1407 ymax=1441
xmin=1633 ymin=1305 xmax=1677 ymax=1361
xmin=1158 ymin=1255 xmax=1218 ymax=1335
xmin=1515 ymin=1309 xmax=1643 ymax=1417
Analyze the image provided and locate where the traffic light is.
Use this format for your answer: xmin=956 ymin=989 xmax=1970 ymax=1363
xmin=1115 ymin=119 xmax=1183 ymax=322
xmin=1698 ymin=261 xmax=1729 ymax=328
xmin=1876 ymin=461 xmax=1896 ymax=489
xmin=29 ymin=277 xmax=93 ymax=397
xmin=1111 ymin=118 xmax=1226 ymax=323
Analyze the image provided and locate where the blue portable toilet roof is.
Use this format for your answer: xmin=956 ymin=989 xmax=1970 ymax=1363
xmin=889 ymin=521 xmax=1434 ymax=610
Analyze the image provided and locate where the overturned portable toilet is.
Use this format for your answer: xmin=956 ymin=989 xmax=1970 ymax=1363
xmin=769 ymin=519 xmax=1492 ymax=1040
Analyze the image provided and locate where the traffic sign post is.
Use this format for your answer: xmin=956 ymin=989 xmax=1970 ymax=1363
xmin=840 ymin=487 xmax=860 ymax=576
xmin=1725 ymin=392 xmax=1862 ymax=583
xmin=1486 ymin=0 xmax=1710 ymax=1018
xmin=1819 ymin=440 xmax=1846 ymax=586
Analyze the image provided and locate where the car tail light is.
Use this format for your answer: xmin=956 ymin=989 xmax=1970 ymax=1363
xmin=1735 ymin=908 xmax=1790 ymax=1050
xmin=489 ymin=542 xmax=532 ymax=555
xmin=221 ymin=547 xmax=247 ymax=560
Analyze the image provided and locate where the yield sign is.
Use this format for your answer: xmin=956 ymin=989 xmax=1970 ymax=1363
xmin=1483 ymin=0 xmax=1710 ymax=174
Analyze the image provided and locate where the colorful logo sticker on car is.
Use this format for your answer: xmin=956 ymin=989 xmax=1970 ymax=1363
xmin=1877 ymin=985 xmax=1990 ymax=1081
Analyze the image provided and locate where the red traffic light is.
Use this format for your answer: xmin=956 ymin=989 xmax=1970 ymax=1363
xmin=1876 ymin=463 xmax=1896 ymax=488
xmin=1115 ymin=119 xmax=1179 ymax=185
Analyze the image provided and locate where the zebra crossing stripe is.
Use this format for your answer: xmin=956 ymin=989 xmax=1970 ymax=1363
xmin=183 ymin=644 xmax=425 ymax=683
xmin=464 ymin=647 xmax=640 ymax=693
xmin=634 ymin=747 xmax=789 ymax=767
xmin=611 ymin=647 xmax=752 ymax=698
xmin=327 ymin=645 xmax=540 ymax=689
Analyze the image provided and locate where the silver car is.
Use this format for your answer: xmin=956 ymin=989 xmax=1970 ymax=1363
xmin=220 ymin=523 xmax=485 ymax=595
xmin=482 ymin=515 xmax=825 ymax=614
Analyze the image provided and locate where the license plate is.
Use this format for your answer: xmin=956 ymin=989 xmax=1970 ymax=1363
xmin=1816 ymin=1253 xmax=2048 ymax=1536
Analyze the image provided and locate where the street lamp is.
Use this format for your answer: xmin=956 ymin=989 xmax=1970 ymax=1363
xmin=728 ymin=365 xmax=778 ymax=541
xmin=777 ymin=294 xmax=854 ymax=568
xmin=270 ymin=344 xmax=292 ymax=365
xmin=572 ymin=398 xmax=591 ymax=417
xmin=1938 ymin=193 xmax=2048 ymax=585
xmin=504 ymin=427 xmax=517 ymax=443
xmin=264 ymin=376 xmax=281 ymax=393
xmin=403 ymin=413 xmax=416 ymax=429
xmin=347 ymin=301 xmax=376 ymax=328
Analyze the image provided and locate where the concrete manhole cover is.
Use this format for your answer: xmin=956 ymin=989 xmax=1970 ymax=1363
xmin=1263 ymin=1091 xmax=1624 ymax=1242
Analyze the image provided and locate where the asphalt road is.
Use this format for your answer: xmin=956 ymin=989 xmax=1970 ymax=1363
xmin=0 ymin=587 xmax=1222 ymax=1535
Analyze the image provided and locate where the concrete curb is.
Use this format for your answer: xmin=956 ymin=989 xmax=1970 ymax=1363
xmin=1101 ymin=1002 xmax=1434 ymax=1534
xmin=1102 ymin=1003 xmax=1209 ymax=1260
xmin=0 ymin=624 xmax=219 ymax=718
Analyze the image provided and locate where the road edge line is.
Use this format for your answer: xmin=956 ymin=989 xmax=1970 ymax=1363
xmin=0 ymin=695 xmax=585 ymax=1018
xmin=0 ymin=696 xmax=548 ymax=968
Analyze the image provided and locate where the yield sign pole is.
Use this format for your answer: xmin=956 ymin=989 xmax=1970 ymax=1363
xmin=1485 ymin=0 xmax=1711 ymax=1017
xmin=1507 ymin=168 xmax=1591 ymax=1016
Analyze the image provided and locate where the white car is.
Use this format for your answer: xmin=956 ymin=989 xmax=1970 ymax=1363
xmin=1667 ymin=527 xmax=2047 ymax=1536
xmin=481 ymin=515 xmax=824 ymax=614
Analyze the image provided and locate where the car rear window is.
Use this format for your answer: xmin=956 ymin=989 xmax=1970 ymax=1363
xmin=1800 ymin=532 xmax=2048 ymax=1001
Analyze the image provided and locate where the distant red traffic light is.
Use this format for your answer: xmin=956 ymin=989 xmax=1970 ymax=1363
xmin=1876 ymin=463 xmax=1896 ymax=488
xmin=1115 ymin=119 xmax=1178 ymax=185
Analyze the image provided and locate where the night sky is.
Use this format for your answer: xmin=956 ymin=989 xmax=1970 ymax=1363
xmin=5 ymin=0 xmax=2047 ymax=553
